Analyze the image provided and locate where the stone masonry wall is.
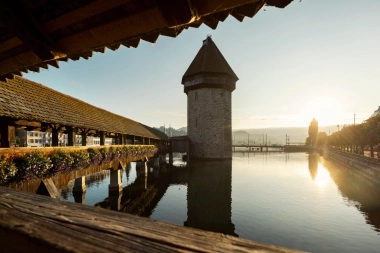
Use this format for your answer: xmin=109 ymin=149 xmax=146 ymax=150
xmin=187 ymin=88 xmax=232 ymax=159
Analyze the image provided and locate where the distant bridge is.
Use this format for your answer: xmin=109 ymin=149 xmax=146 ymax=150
xmin=232 ymin=143 xmax=311 ymax=152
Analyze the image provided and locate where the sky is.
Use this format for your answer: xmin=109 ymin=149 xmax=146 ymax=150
xmin=24 ymin=0 xmax=380 ymax=130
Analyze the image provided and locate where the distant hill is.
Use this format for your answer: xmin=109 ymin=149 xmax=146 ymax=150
xmin=233 ymin=125 xmax=338 ymax=145
xmin=153 ymin=126 xmax=187 ymax=137
xmin=153 ymin=125 xmax=337 ymax=144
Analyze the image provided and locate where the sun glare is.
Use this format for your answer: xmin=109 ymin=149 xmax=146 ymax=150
xmin=314 ymin=166 xmax=331 ymax=188
xmin=301 ymin=96 xmax=343 ymax=126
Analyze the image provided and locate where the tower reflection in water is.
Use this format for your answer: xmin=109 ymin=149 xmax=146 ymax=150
xmin=184 ymin=160 xmax=238 ymax=237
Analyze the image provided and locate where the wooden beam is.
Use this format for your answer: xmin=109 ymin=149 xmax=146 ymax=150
xmin=0 ymin=37 xmax=23 ymax=54
xmin=56 ymin=7 xmax=167 ymax=54
xmin=192 ymin=0 xmax=263 ymax=16
xmin=42 ymin=0 xmax=134 ymax=33
xmin=0 ymin=187 xmax=300 ymax=253
xmin=0 ymin=1 xmax=65 ymax=61
xmin=14 ymin=120 xmax=41 ymax=128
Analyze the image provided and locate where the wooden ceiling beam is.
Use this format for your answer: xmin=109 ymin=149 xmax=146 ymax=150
xmin=14 ymin=120 xmax=41 ymax=128
xmin=0 ymin=1 xmax=65 ymax=61
xmin=0 ymin=37 xmax=23 ymax=54
xmin=192 ymin=0 xmax=263 ymax=16
xmin=0 ymin=51 xmax=40 ymax=75
xmin=43 ymin=0 xmax=133 ymax=33
xmin=157 ymin=0 xmax=197 ymax=27
xmin=56 ymin=7 xmax=166 ymax=54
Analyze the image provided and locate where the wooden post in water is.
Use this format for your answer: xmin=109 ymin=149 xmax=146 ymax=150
xmin=169 ymin=140 xmax=173 ymax=165
xmin=73 ymin=177 xmax=86 ymax=204
xmin=109 ymin=163 xmax=123 ymax=194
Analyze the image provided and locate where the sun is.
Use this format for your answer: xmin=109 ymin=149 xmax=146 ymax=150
xmin=301 ymin=96 xmax=343 ymax=126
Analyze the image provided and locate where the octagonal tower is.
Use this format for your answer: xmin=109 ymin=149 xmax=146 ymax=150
xmin=182 ymin=36 xmax=238 ymax=160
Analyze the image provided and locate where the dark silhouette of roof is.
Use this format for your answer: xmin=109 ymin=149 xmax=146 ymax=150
xmin=0 ymin=76 xmax=168 ymax=140
xmin=0 ymin=0 xmax=292 ymax=82
xmin=182 ymin=36 xmax=238 ymax=83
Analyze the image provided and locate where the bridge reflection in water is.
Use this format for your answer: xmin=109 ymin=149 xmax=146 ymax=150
xmin=59 ymin=153 xmax=380 ymax=241
xmin=59 ymin=158 xmax=237 ymax=237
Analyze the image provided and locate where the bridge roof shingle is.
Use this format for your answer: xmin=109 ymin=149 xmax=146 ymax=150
xmin=0 ymin=76 xmax=168 ymax=140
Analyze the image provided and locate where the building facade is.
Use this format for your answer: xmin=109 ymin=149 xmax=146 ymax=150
xmin=15 ymin=130 xmax=114 ymax=147
xmin=182 ymin=36 xmax=238 ymax=160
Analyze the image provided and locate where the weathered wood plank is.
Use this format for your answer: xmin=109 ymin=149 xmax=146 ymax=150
xmin=0 ymin=187 xmax=303 ymax=253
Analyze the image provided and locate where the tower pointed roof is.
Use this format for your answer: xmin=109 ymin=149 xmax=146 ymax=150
xmin=182 ymin=36 xmax=238 ymax=83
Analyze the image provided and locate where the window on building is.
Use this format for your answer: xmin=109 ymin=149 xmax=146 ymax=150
xmin=30 ymin=139 xmax=34 ymax=143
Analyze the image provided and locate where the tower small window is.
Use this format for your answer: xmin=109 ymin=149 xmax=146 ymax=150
xmin=195 ymin=91 xmax=198 ymax=101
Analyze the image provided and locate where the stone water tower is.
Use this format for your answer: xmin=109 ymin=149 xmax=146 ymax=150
xmin=182 ymin=36 xmax=238 ymax=160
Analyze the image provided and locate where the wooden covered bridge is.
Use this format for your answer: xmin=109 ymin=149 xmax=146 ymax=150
xmin=0 ymin=76 xmax=168 ymax=148
xmin=0 ymin=0 xmax=298 ymax=252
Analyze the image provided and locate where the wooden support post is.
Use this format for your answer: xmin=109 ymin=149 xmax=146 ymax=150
xmin=153 ymin=157 xmax=160 ymax=169
xmin=81 ymin=131 xmax=86 ymax=146
xmin=109 ymin=190 xmax=123 ymax=211
xmin=67 ymin=126 xmax=76 ymax=146
xmin=51 ymin=128 xmax=59 ymax=147
xmin=73 ymin=177 xmax=86 ymax=193
xmin=73 ymin=191 xmax=86 ymax=204
xmin=0 ymin=122 xmax=15 ymax=148
xmin=99 ymin=131 xmax=105 ymax=146
xmin=109 ymin=169 xmax=122 ymax=194
xmin=121 ymin=134 xmax=125 ymax=145
xmin=36 ymin=179 xmax=59 ymax=198
xmin=169 ymin=141 xmax=173 ymax=165
xmin=73 ymin=177 xmax=87 ymax=204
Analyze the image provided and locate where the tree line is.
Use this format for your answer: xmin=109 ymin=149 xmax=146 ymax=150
xmin=306 ymin=116 xmax=380 ymax=157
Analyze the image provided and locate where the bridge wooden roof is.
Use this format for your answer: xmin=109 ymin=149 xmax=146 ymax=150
xmin=0 ymin=0 xmax=292 ymax=82
xmin=0 ymin=76 xmax=168 ymax=140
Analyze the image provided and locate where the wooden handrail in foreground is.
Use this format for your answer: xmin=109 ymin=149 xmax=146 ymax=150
xmin=0 ymin=187 xmax=303 ymax=253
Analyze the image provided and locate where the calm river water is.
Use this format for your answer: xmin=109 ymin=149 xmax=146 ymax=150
xmin=61 ymin=152 xmax=380 ymax=252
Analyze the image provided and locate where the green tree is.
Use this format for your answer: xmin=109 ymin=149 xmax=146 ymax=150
xmin=308 ymin=118 xmax=318 ymax=146
xmin=316 ymin=132 xmax=328 ymax=146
